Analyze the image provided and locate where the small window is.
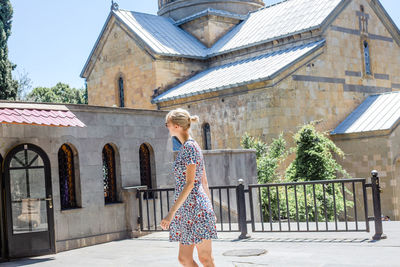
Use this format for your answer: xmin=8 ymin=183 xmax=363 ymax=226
xmin=203 ymin=123 xmax=212 ymax=150
xmin=118 ymin=77 xmax=124 ymax=107
xmin=58 ymin=144 xmax=78 ymax=210
xmin=103 ymin=144 xmax=118 ymax=203
xmin=363 ymin=41 xmax=371 ymax=75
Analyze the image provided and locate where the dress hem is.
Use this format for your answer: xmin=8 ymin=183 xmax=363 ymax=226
xmin=169 ymin=236 xmax=218 ymax=245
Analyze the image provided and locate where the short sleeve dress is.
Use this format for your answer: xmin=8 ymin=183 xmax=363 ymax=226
xmin=169 ymin=139 xmax=218 ymax=245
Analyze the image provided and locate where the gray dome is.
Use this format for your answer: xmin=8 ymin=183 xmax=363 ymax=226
xmin=158 ymin=0 xmax=264 ymax=20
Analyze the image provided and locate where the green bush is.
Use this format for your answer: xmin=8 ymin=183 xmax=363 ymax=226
xmin=241 ymin=133 xmax=286 ymax=184
xmin=242 ymin=124 xmax=354 ymax=223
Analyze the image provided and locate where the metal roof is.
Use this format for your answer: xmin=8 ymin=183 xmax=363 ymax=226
xmin=331 ymin=92 xmax=400 ymax=135
xmin=113 ymin=0 xmax=342 ymax=59
xmin=0 ymin=103 xmax=86 ymax=127
xmin=209 ymin=0 xmax=343 ymax=56
xmin=114 ymin=9 xmax=207 ymax=58
xmin=152 ymin=40 xmax=325 ymax=103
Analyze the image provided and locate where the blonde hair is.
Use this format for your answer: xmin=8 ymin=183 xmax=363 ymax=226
xmin=166 ymin=108 xmax=199 ymax=130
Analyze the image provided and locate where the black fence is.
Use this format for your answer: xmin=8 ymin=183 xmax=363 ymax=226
xmin=137 ymin=185 xmax=240 ymax=232
xmin=136 ymin=170 xmax=386 ymax=240
xmin=248 ymin=178 xmax=369 ymax=233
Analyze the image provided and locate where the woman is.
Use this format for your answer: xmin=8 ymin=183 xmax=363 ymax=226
xmin=160 ymin=108 xmax=218 ymax=267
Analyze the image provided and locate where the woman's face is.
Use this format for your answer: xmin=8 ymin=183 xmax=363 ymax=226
xmin=165 ymin=120 xmax=181 ymax=136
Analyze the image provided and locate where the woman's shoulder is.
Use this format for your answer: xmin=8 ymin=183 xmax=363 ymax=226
xmin=182 ymin=139 xmax=200 ymax=151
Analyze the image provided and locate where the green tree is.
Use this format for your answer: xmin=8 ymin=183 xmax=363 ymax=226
xmin=242 ymin=125 xmax=353 ymax=223
xmin=286 ymin=123 xmax=348 ymax=181
xmin=26 ymin=82 xmax=86 ymax=104
xmin=15 ymin=69 xmax=32 ymax=100
xmin=241 ymin=133 xmax=287 ymax=184
xmin=0 ymin=0 xmax=18 ymax=100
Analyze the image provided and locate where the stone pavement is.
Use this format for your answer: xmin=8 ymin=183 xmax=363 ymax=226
xmin=2 ymin=221 xmax=398 ymax=267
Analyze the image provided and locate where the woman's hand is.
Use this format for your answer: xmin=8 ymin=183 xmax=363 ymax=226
xmin=160 ymin=212 xmax=174 ymax=230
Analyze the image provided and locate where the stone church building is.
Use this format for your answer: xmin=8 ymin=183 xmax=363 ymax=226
xmin=81 ymin=0 xmax=400 ymax=220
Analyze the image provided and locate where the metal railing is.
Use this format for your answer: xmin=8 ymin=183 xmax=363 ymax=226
xmin=137 ymin=185 xmax=240 ymax=232
xmin=136 ymin=170 xmax=386 ymax=240
xmin=248 ymin=178 xmax=369 ymax=233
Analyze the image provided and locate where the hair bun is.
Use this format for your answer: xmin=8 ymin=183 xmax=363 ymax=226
xmin=190 ymin=115 xmax=199 ymax=123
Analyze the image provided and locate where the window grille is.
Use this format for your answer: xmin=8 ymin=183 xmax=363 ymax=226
xmin=139 ymin=144 xmax=153 ymax=199
xmin=119 ymin=77 xmax=124 ymax=107
xmin=203 ymin=123 xmax=212 ymax=150
xmin=58 ymin=144 xmax=77 ymax=209
xmin=103 ymin=144 xmax=117 ymax=203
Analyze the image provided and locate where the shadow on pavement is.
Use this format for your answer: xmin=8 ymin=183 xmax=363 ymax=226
xmin=5 ymin=258 xmax=55 ymax=266
xmin=136 ymin=235 xmax=371 ymax=243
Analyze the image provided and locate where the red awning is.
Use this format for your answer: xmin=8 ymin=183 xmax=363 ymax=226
xmin=0 ymin=103 xmax=86 ymax=127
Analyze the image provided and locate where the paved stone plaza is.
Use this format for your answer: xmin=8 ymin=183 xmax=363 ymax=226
xmin=2 ymin=221 xmax=398 ymax=266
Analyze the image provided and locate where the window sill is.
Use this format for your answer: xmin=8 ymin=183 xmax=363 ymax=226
xmin=60 ymin=207 xmax=83 ymax=213
xmin=105 ymin=201 xmax=124 ymax=206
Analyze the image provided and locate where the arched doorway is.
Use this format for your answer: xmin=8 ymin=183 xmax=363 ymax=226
xmin=139 ymin=144 xmax=155 ymax=198
xmin=3 ymin=144 xmax=55 ymax=258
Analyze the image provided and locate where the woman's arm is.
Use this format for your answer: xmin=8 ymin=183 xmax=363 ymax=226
xmin=160 ymin=164 xmax=196 ymax=230
xmin=201 ymin=165 xmax=212 ymax=201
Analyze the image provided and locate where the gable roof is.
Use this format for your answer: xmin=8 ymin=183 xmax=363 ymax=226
xmin=82 ymin=0 xmax=400 ymax=78
xmin=331 ymin=92 xmax=400 ymax=135
xmin=81 ymin=0 xmax=346 ymax=77
xmin=113 ymin=9 xmax=208 ymax=58
xmin=208 ymin=0 xmax=344 ymax=56
xmin=152 ymin=39 xmax=325 ymax=104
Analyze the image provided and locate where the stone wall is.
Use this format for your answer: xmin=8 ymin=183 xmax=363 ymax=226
xmin=0 ymin=104 xmax=171 ymax=252
xmin=180 ymin=15 xmax=241 ymax=48
xmin=332 ymin=128 xmax=400 ymax=220
xmin=0 ymin=103 xmax=259 ymax=251
xmin=85 ymin=18 xmax=157 ymax=109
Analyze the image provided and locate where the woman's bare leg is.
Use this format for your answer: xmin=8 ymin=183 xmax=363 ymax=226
xmin=196 ymin=240 xmax=215 ymax=267
xmin=178 ymin=243 xmax=199 ymax=267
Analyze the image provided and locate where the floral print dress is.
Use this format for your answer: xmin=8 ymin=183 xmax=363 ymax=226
xmin=169 ymin=139 xmax=218 ymax=245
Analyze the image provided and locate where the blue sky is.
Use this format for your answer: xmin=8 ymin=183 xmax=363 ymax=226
xmin=8 ymin=0 xmax=399 ymax=90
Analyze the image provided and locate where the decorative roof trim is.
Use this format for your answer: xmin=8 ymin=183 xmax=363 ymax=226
xmin=0 ymin=102 xmax=69 ymax=111
xmin=174 ymin=8 xmax=247 ymax=26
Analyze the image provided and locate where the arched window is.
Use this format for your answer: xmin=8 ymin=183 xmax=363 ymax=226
xmin=139 ymin=144 xmax=154 ymax=198
xmin=102 ymin=144 xmax=117 ymax=203
xmin=58 ymin=144 xmax=78 ymax=210
xmin=119 ymin=77 xmax=124 ymax=107
xmin=203 ymin=123 xmax=212 ymax=150
xmin=363 ymin=41 xmax=371 ymax=75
